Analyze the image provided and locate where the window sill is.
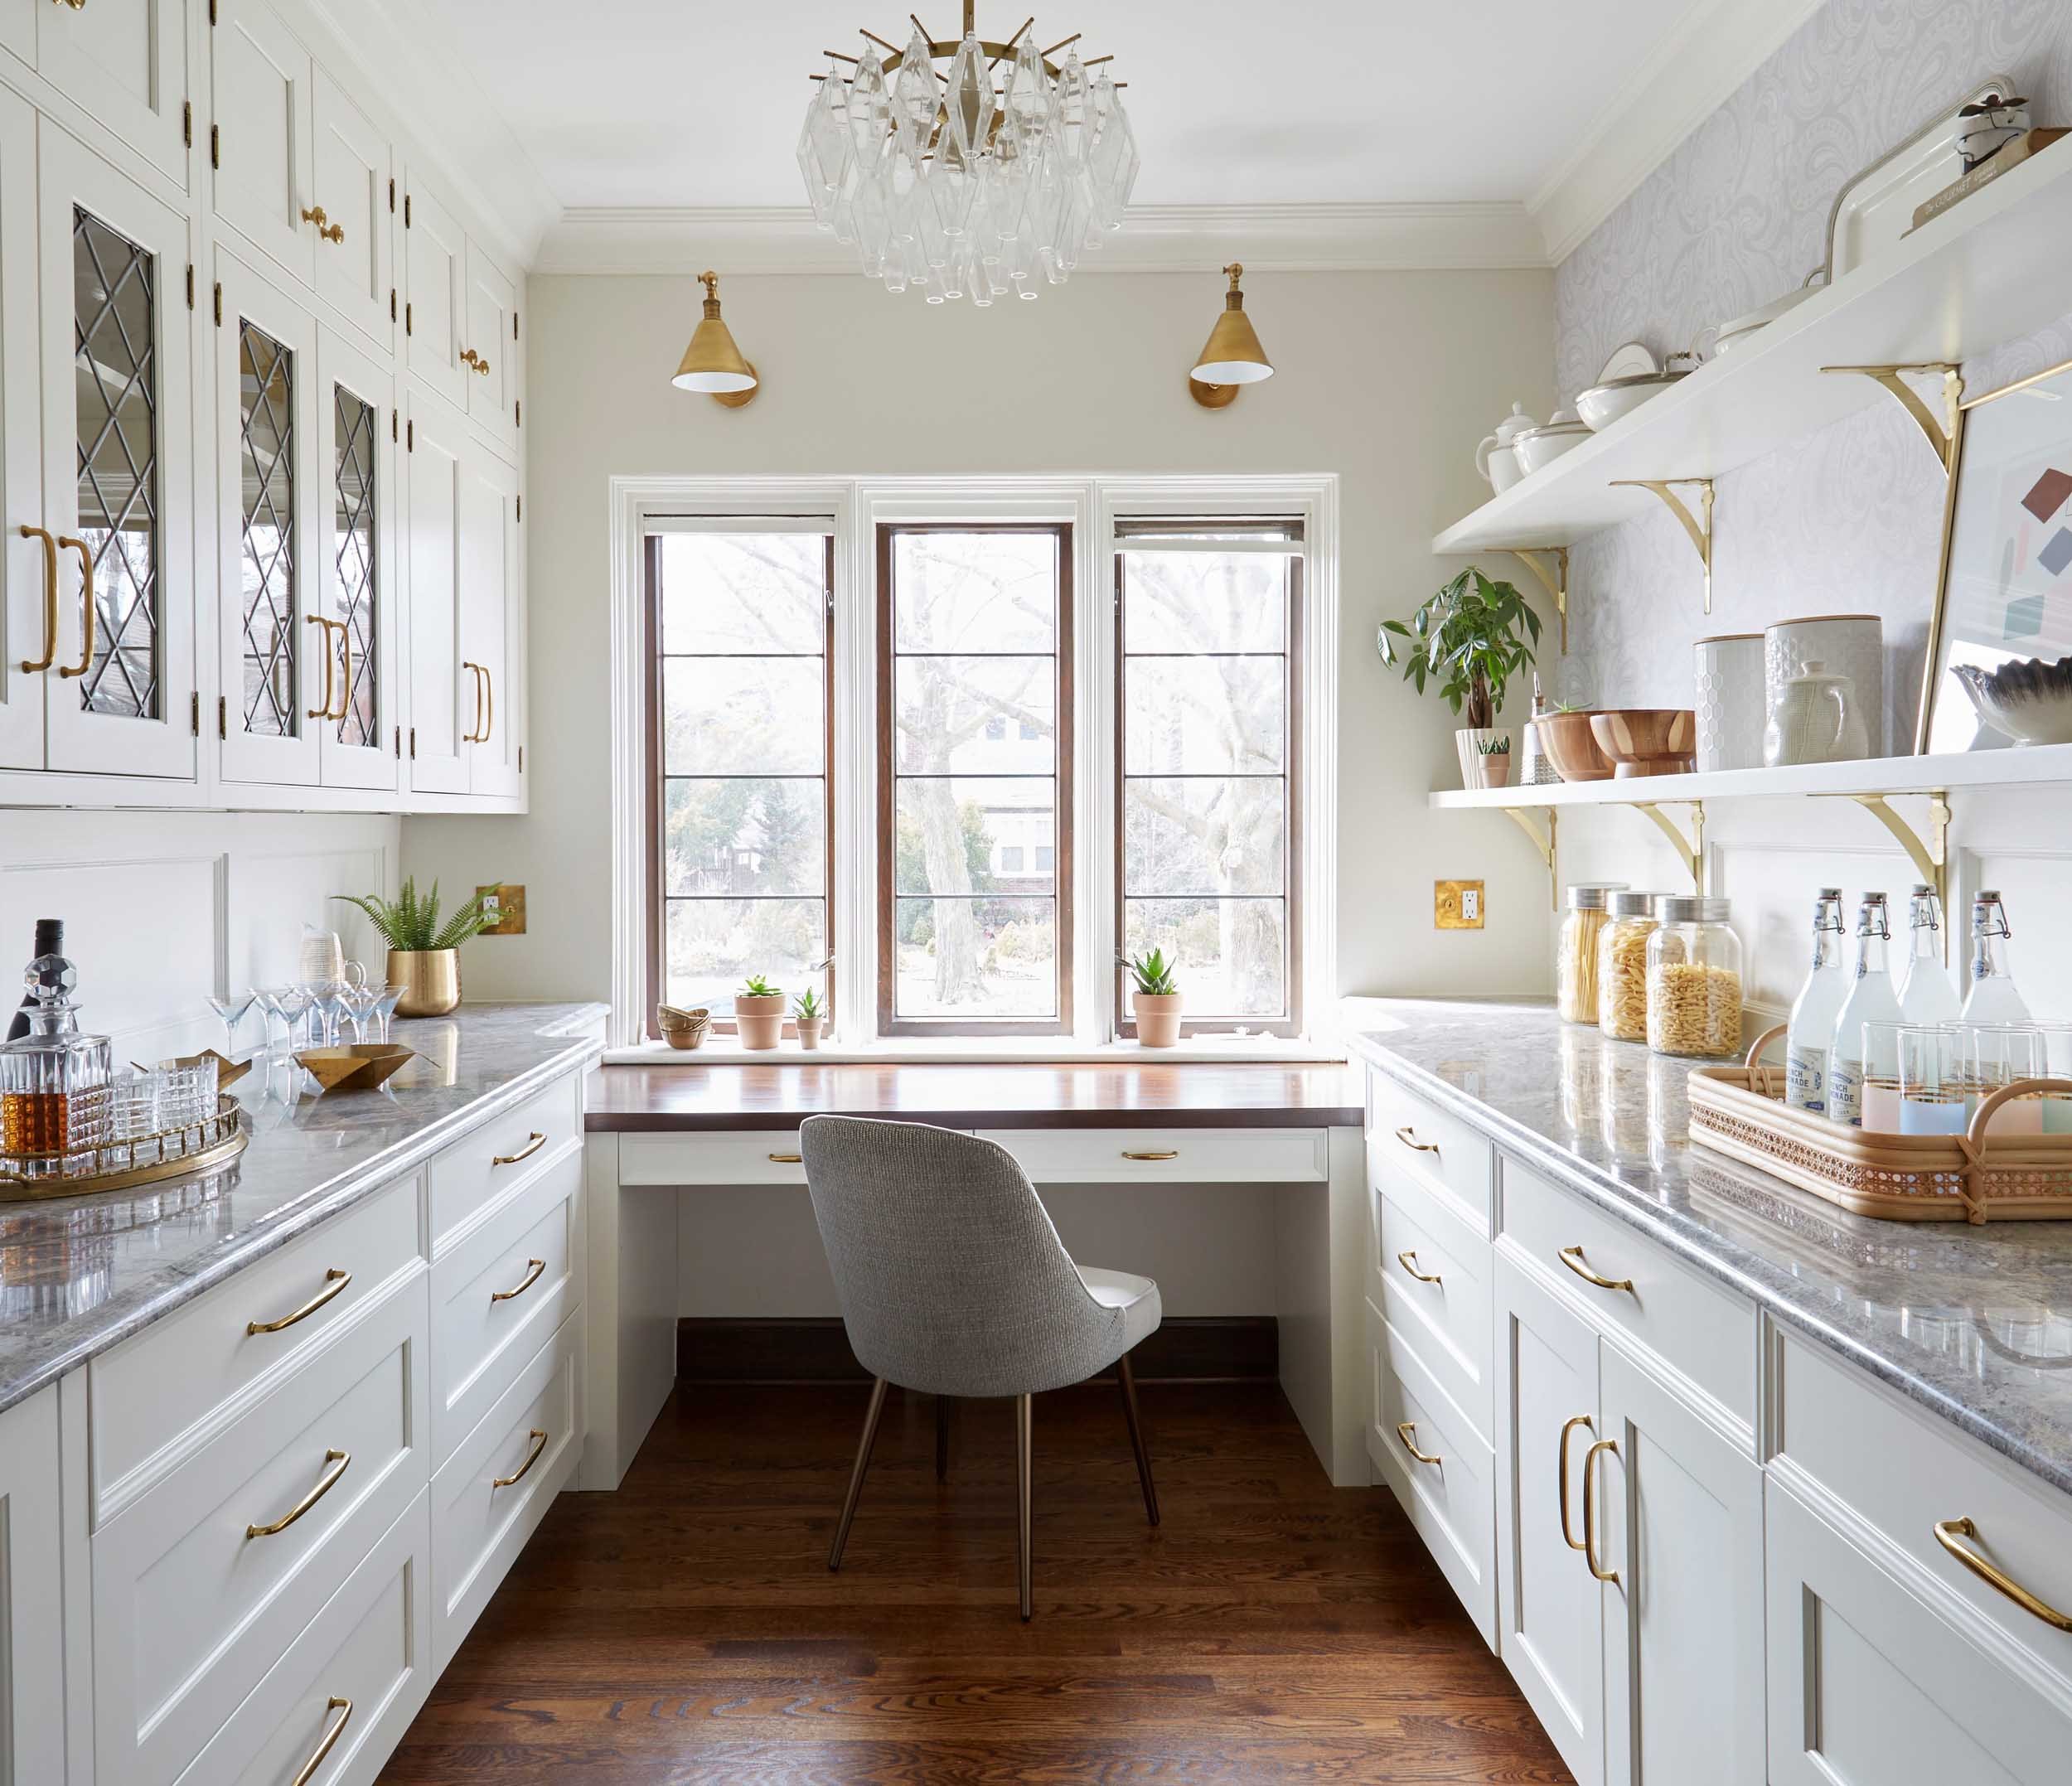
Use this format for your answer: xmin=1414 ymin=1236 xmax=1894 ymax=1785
xmin=600 ymin=1034 xmax=1348 ymax=1067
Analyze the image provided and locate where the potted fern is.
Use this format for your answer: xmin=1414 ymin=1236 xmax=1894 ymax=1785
xmin=1126 ymin=947 xmax=1183 ymax=1047
xmin=734 ymin=974 xmax=786 ymax=1050
xmin=792 ymin=988 xmax=825 ymax=1050
xmin=333 ymin=878 xmax=501 ymax=1017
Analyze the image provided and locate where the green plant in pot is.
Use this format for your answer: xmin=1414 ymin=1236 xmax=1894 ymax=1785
xmin=735 ymin=974 xmax=786 ymax=1051
xmin=792 ymin=987 xmax=825 ymax=1051
xmin=1377 ymin=567 xmax=1542 ymax=790
xmin=1126 ymin=947 xmax=1183 ymax=1047
xmin=334 ymin=878 xmax=501 ymax=1018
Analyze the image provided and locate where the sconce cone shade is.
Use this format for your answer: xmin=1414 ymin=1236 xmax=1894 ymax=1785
xmin=672 ymin=272 xmax=758 ymax=395
xmin=1190 ymin=269 xmax=1274 ymax=385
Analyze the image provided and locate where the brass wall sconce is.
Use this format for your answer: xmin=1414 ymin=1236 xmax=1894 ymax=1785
xmin=1188 ymin=263 xmax=1274 ymax=408
xmin=673 ymin=270 xmax=759 ymax=408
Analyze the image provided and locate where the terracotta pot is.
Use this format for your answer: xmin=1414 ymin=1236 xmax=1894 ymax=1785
xmin=388 ymin=948 xmax=460 ymax=1017
xmin=1590 ymin=708 xmax=1698 ymax=777
xmin=733 ymin=992 xmax=786 ymax=1051
xmin=1453 ymin=726 xmax=1511 ymax=788
xmin=1535 ymin=710 xmax=1618 ymax=782
xmin=796 ymin=1015 xmax=823 ymax=1051
xmin=1134 ymin=990 xmax=1183 ymax=1047
xmin=1479 ymin=749 xmax=1513 ymax=788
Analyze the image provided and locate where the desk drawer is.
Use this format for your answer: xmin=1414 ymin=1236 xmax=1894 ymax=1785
xmin=621 ymin=1130 xmax=810 ymax=1185
xmin=977 ymin=1127 xmax=1327 ymax=1183
xmin=1500 ymin=1158 xmax=1755 ymax=1431
xmin=172 ymin=1489 xmax=431 ymax=1786
xmin=93 ymin=1279 xmax=428 ymax=1786
xmin=430 ymin=1148 xmax=582 ymax=1467
xmin=1371 ymin=1174 xmax=1493 ymax=1446
xmin=91 ymin=1174 xmax=419 ymax=1514
xmin=428 ymin=1072 xmax=582 ymax=1242
xmin=1367 ymin=1072 xmax=1493 ymax=1222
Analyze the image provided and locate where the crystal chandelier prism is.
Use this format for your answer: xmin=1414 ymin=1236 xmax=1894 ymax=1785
xmin=796 ymin=3 xmax=1138 ymax=304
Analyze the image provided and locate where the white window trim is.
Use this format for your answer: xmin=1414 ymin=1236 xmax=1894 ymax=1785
xmin=607 ymin=473 xmax=1339 ymax=1054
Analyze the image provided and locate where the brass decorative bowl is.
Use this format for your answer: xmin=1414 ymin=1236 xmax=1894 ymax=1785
xmin=295 ymin=1044 xmax=418 ymax=1093
xmin=1536 ymin=710 xmax=1619 ymax=782
xmin=1590 ymin=708 xmax=1699 ymax=777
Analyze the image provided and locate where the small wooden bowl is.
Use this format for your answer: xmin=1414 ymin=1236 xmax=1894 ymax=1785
xmin=1590 ymin=708 xmax=1698 ymax=777
xmin=295 ymin=1044 xmax=417 ymax=1092
xmin=1535 ymin=710 xmax=1618 ymax=782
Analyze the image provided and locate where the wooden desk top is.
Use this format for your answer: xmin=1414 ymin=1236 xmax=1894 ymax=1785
xmin=583 ymin=1060 xmax=1364 ymax=1131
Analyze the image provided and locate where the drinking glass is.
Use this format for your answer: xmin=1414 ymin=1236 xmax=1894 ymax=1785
xmin=1898 ymin=1025 xmax=1967 ymax=1136
xmin=341 ymin=981 xmax=379 ymax=1043
xmin=306 ymin=980 xmax=349 ymax=1048
xmin=1968 ymin=1025 xmax=2045 ymax=1138
xmin=111 ymin=1070 xmax=162 ymax=1141
xmin=1857 ymin=1020 xmax=1905 ymax=1134
xmin=2036 ymin=1023 xmax=2072 ymax=1136
xmin=371 ymin=985 xmax=405 ymax=1043
xmin=271 ymin=985 xmax=315 ymax=1053
xmin=205 ymin=990 xmax=257 ymax=1061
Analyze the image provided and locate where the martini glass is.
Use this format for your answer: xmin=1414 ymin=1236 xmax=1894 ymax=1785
xmin=272 ymin=984 xmax=315 ymax=1053
xmin=206 ymin=990 xmax=256 ymax=1061
xmin=371 ymin=984 xmax=406 ymax=1043
xmin=341 ymin=980 xmax=380 ymax=1043
xmin=307 ymin=980 xmax=350 ymax=1048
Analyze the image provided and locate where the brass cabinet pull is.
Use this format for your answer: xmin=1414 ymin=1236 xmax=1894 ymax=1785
xmin=1934 ymin=1517 xmax=2072 ymax=1631
xmin=1558 ymin=1244 xmax=1634 ymax=1295
xmin=1557 ymin=1414 xmax=1594 ymax=1551
xmin=491 ymin=1257 xmax=545 ymax=1304
xmin=1582 ymin=1436 xmax=1620 ymax=1584
xmin=1122 ymin=1150 xmax=1179 ymax=1161
xmin=1394 ymin=1421 xmax=1441 ymax=1466
xmin=53 ymin=0 xmax=87 ymax=12
xmin=305 ymin=615 xmax=336 ymax=719
xmin=247 ymin=1267 xmax=351 ymax=1334
xmin=480 ymin=663 xmax=493 ymax=741
xmin=56 ymin=536 xmax=92 ymax=679
xmin=462 ymin=661 xmax=487 ymax=741
xmin=288 ymin=1696 xmax=353 ymax=1786
xmin=300 ymin=206 xmax=345 ymax=244
xmin=17 ymin=524 xmax=58 ymax=672
xmin=246 ymin=1448 xmax=350 ymax=1538
xmin=1394 ymin=1125 xmax=1440 ymax=1154
xmin=331 ymin=617 xmax=351 ymax=722
xmin=1395 ymin=1249 xmax=1442 ymax=1285
xmin=494 ymin=1427 xmax=549 ymax=1489
xmin=492 ymin=1130 xmax=546 ymax=1166
xmin=767 ymin=1152 xmax=803 ymax=1164
xmin=460 ymin=347 xmax=490 ymax=375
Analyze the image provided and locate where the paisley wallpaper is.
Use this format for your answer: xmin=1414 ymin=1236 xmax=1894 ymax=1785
xmin=1552 ymin=0 xmax=2072 ymax=753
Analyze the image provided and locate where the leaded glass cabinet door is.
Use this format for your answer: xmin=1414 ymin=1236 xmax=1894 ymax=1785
xmin=0 ymin=90 xmax=43 ymax=772
xmin=215 ymin=249 xmax=320 ymax=787
xmin=38 ymin=124 xmax=196 ymax=781
xmin=317 ymin=326 xmax=396 ymax=792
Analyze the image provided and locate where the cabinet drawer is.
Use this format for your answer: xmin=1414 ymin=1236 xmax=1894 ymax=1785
xmin=428 ymin=1072 xmax=581 ymax=1243
xmin=91 ymin=1174 xmax=419 ymax=1517
xmin=1499 ymin=1159 xmax=1755 ymax=1431
xmin=93 ymin=1280 xmax=428 ymax=1786
xmin=1778 ymin=1329 xmax=2072 ymax=1688
xmin=172 ymin=1489 xmax=432 ymax=1786
xmin=430 ymin=1148 xmax=582 ymax=1468
xmin=1365 ymin=1296 xmax=1496 ymax=1646
xmin=976 ymin=1127 xmax=1327 ymax=1183
xmin=621 ymin=1130 xmax=810 ymax=1186
xmin=432 ymin=1309 xmax=582 ymax=1669
xmin=1367 ymin=1071 xmax=1493 ymax=1222
xmin=1371 ymin=1175 xmax=1493 ymax=1446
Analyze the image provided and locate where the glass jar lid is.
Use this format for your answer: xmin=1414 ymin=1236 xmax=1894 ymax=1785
xmin=1564 ymin=883 xmax=1629 ymax=911
xmin=1658 ymin=895 xmax=1731 ymax=923
xmin=1607 ymin=892 xmax=1661 ymax=918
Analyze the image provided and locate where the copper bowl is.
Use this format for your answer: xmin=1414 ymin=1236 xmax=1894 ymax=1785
xmin=1535 ymin=710 xmax=1618 ymax=782
xmin=1590 ymin=709 xmax=1698 ymax=777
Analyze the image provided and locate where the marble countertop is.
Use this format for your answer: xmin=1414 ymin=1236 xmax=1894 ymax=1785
xmin=0 ymin=1002 xmax=606 ymax=1417
xmin=1348 ymin=999 xmax=2072 ymax=1499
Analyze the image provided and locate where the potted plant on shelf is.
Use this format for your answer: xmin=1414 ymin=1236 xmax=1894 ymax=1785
xmin=1377 ymin=566 xmax=1542 ymax=789
xmin=333 ymin=878 xmax=501 ymax=1018
xmin=1477 ymin=733 xmax=1513 ymax=788
xmin=734 ymin=975 xmax=786 ymax=1051
xmin=792 ymin=988 xmax=825 ymax=1051
xmin=1126 ymin=947 xmax=1183 ymax=1047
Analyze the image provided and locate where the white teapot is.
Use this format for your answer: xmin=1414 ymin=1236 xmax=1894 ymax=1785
xmin=1765 ymin=661 xmax=1870 ymax=767
xmin=1474 ymin=404 xmax=1538 ymax=495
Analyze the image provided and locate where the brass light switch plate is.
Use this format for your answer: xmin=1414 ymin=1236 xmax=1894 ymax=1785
xmin=477 ymin=883 xmax=527 ymax=936
xmin=1435 ymin=880 xmax=1484 ymax=929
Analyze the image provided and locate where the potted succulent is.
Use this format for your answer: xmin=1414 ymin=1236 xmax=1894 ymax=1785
xmin=792 ymin=988 xmax=825 ymax=1050
xmin=1377 ymin=567 xmax=1542 ymax=790
xmin=1126 ymin=947 xmax=1183 ymax=1047
xmin=1477 ymin=733 xmax=1514 ymax=788
xmin=734 ymin=974 xmax=786 ymax=1050
xmin=333 ymin=878 xmax=501 ymax=1017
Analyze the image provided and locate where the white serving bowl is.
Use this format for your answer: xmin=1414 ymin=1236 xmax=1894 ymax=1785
xmin=1513 ymin=415 xmax=1593 ymax=475
xmin=1576 ymin=370 xmax=1689 ymax=432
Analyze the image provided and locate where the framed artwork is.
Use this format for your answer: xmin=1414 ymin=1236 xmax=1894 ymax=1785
xmin=1921 ymin=356 xmax=2072 ymax=753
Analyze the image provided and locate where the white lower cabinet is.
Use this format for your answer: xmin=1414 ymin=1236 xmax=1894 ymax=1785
xmin=0 ymin=1388 xmax=66 ymax=1786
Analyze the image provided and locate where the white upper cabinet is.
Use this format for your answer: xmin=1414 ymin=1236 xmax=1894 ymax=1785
xmin=0 ymin=86 xmax=43 ymax=774
xmin=210 ymin=0 xmax=314 ymax=285
xmin=35 ymin=0 xmax=191 ymax=186
xmin=405 ymin=390 xmax=466 ymax=796
xmin=462 ymin=240 xmax=516 ymax=448
xmin=316 ymin=324 xmax=398 ymax=792
xmin=457 ymin=438 xmax=519 ymax=796
xmin=310 ymin=69 xmax=393 ymax=354
xmin=404 ymin=176 xmax=467 ymax=409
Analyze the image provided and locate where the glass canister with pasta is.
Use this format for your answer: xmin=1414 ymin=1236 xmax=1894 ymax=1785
xmin=1557 ymin=883 xmax=1628 ymax=1025
xmin=1646 ymin=896 xmax=1745 ymax=1059
xmin=1597 ymin=891 xmax=1662 ymax=1043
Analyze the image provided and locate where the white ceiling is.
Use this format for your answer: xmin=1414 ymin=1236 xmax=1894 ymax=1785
xmin=419 ymin=0 xmax=1708 ymax=212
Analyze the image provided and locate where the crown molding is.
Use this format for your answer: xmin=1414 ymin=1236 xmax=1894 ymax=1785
xmin=535 ymin=201 xmax=1552 ymax=277
xmin=1527 ymin=0 xmax=1829 ymax=266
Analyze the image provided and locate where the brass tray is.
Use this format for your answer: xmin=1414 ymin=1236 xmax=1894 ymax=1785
xmin=0 ymin=1096 xmax=249 ymax=1204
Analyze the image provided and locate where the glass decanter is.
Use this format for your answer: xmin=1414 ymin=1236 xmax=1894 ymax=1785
xmin=0 ymin=953 xmax=114 ymax=1173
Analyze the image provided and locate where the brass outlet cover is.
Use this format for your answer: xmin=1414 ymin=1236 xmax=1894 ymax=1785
xmin=477 ymin=883 xmax=527 ymax=936
xmin=1435 ymin=880 xmax=1485 ymax=929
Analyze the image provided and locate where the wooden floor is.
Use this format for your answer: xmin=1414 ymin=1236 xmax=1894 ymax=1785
xmin=381 ymin=1382 xmax=1572 ymax=1784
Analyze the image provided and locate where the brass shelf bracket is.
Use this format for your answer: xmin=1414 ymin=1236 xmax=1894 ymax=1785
xmin=1495 ymin=545 xmax=1571 ymax=655
xmin=1819 ymin=364 xmax=1963 ymax=472
xmin=1500 ymin=806 xmax=1559 ymax=910
xmin=1634 ymin=800 xmax=1705 ymax=889
xmin=1608 ymin=478 xmax=1715 ymax=613
xmin=1847 ymin=790 xmax=1953 ymax=925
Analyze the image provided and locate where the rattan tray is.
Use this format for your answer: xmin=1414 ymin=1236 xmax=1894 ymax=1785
xmin=1687 ymin=1025 xmax=2072 ymax=1224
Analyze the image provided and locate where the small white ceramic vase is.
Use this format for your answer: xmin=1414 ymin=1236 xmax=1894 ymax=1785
xmin=1693 ymin=633 xmax=1766 ymax=772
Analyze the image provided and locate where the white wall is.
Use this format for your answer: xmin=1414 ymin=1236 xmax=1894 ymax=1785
xmin=400 ymin=266 xmax=1564 ymax=1013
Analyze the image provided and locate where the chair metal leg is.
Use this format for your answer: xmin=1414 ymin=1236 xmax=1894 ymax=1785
xmin=828 ymin=1377 xmax=889 ymax=1571
xmin=1116 ymin=1348 xmax=1160 ymax=1527
xmin=1015 ymin=1392 xmax=1034 ymax=1621
xmin=936 ymin=1393 xmax=951 ymax=1482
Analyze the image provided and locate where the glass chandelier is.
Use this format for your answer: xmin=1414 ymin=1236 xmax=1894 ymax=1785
xmin=796 ymin=3 xmax=1139 ymax=304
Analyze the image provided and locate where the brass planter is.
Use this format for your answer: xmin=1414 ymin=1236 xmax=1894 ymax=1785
xmin=389 ymin=948 xmax=461 ymax=1017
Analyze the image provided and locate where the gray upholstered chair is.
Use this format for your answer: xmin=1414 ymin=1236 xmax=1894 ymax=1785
xmin=800 ymin=1114 xmax=1161 ymax=1619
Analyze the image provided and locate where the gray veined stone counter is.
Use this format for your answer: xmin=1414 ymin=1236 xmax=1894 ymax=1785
xmin=1346 ymin=998 xmax=2072 ymax=1499
xmin=0 ymin=1002 xmax=606 ymax=1417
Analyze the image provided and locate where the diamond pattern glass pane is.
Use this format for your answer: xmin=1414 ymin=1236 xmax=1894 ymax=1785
xmin=332 ymin=385 xmax=377 ymax=748
xmin=73 ymin=209 xmax=161 ymax=720
xmin=237 ymin=321 xmax=297 ymax=737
